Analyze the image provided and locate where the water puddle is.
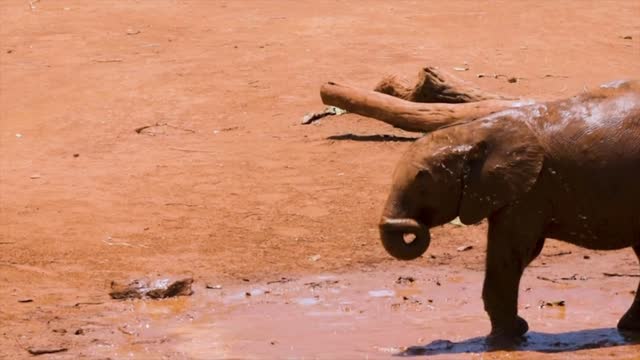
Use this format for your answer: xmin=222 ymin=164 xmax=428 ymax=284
xmin=78 ymin=265 xmax=639 ymax=359
xmin=295 ymin=297 xmax=320 ymax=305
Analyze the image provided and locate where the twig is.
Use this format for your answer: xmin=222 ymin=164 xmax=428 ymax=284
xmin=168 ymin=147 xmax=216 ymax=153
xmin=135 ymin=124 xmax=155 ymax=133
xmin=541 ymin=74 xmax=570 ymax=79
xmin=266 ymin=277 xmax=295 ymax=285
xmin=117 ymin=326 xmax=136 ymax=336
xmin=543 ymin=251 xmax=572 ymax=257
xmin=102 ymin=238 xmax=148 ymax=248
xmin=27 ymin=347 xmax=68 ymax=356
xmin=536 ymin=276 xmax=560 ymax=284
xmin=135 ymin=122 xmax=195 ymax=134
xmin=164 ymin=202 xmax=202 ymax=207
xmin=73 ymin=302 xmax=103 ymax=307
xmin=165 ymin=124 xmax=195 ymax=133
xmin=93 ymin=59 xmax=124 ymax=63
xmin=603 ymin=272 xmax=640 ymax=278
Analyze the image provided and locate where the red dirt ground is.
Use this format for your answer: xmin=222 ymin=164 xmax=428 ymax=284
xmin=1 ymin=1 xmax=639 ymax=358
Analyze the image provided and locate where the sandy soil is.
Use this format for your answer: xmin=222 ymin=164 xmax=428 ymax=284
xmin=1 ymin=0 xmax=639 ymax=358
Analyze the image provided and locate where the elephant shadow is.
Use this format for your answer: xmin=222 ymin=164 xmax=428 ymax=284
xmin=397 ymin=328 xmax=640 ymax=356
xmin=326 ymin=133 xmax=419 ymax=142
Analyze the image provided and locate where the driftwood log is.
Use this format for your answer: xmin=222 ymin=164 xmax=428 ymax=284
xmin=374 ymin=66 xmax=514 ymax=103
xmin=319 ymin=67 xmax=531 ymax=133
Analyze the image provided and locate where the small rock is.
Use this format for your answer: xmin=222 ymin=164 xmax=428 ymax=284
xmin=583 ymin=255 xmax=590 ymax=259
xmin=15 ymin=133 xmax=22 ymax=138
xmin=30 ymin=174 xmax=41 ymax=179
xmin=73 ymin=153 xmax=80 ymax=158
xmin=205 ymin=284 xmax=223 ymax=290
xmin=508 ymin=77 xmax=518 ymax=83
xmin=309 ymin=254 xmax=321 ymax=262
xmin=18 ymin=298 xmax=33 ymax=303
xmin=622 ymin=35 xmax=632 ymax=40
xmin=74 ymin=329 xmax=84 ymax=335
xmin=395 ymin=276 xmax=416 ymax=284
xmin=7 ymin=49 xmax=14 ymax=54
xmin=453 ymin=66 xmax=469 ymax=71
xmin=540 ymin=300 xmax=565 ymax=308
xmin=126 ymin=29 xmax=141 ymax=35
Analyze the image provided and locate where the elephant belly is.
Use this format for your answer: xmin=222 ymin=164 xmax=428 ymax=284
xmin=544 ymin=210 xmax=640 ymax=250
xmin=546 ymin=230 xmax=636 ymax=250
xmin=538 ymin=171 xmax=640 ymax=250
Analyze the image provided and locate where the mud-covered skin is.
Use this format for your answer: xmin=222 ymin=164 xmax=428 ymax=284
xmin=379 ymin=80 xmax=640 ymax=342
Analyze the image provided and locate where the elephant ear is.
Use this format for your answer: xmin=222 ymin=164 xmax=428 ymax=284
xmin=459 ymin=120 xmax=544 ymax=225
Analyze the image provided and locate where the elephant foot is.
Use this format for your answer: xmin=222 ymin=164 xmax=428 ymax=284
xmin=486 ymin=316 xmax=529 ymax=349
xmin=618 ymin=304 xmax=640 ymax=332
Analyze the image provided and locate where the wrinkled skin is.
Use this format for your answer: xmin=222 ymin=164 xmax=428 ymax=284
xmin=379 ymin=80 xmax=640 ymax=344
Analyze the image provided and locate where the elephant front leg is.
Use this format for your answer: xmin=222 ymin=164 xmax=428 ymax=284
xmin=482 ymin=218 xmax=544 ymax=345
xmin=618 ymin=244 xmax=640 ymax=332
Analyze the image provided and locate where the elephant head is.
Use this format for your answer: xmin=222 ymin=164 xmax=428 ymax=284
xmin=379 ymin=115 xmax=545 ymax=260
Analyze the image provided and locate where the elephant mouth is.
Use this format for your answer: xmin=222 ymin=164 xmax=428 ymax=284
xmin=379 ymin=217 xmax=431 ymax=260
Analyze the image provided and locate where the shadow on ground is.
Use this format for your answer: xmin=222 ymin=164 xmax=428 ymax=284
xmin=398 ymin=328 xmax=640 ymax=356
xmin=327 ymin=133 xmax=419 ymax=142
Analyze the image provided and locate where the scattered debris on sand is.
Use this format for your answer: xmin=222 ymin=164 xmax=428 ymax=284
xmin=109 ymin=278 xmax=194 ymax=299
xmin=266 ymin=277 xmax=295 ymax=285
xmin=301 ymin=106 xmax=346 ymax=125
xmin=304 ymin=280 xmax=339 ymax=289
xmin=395 ymin=276 xmax=416 ymax=285
xmin=539 ymin=300 xmax=566 ymax=308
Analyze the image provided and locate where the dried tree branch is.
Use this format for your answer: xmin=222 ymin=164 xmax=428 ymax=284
xmin=320 ymin=81 xmax=525 ymax=133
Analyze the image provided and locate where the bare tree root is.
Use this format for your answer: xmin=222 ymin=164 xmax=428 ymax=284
xmin=373 ymin=66 xmax=516 ymax=103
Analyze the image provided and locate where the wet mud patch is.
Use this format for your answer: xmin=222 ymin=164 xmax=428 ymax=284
xmin=24 ymin=260 xmax=635 ymax=359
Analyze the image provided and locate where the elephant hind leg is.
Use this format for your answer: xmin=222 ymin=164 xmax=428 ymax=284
xmin=618 ymin=244 xmax=640 ymax=332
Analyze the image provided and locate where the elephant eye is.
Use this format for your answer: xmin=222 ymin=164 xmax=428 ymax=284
xmin=415 ymin=170 xmax=434 ymax=185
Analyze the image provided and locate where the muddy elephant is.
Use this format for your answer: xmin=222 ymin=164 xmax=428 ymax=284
xmin=378 ymin=80 xmax=640 ymax=343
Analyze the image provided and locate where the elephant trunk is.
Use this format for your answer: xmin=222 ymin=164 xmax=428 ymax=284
xmin=379 ymin=217 xmax=431 ymax=260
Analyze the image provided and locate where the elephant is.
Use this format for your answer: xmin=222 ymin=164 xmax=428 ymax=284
xmin=378 ymin=79 xmax=640 ymax=343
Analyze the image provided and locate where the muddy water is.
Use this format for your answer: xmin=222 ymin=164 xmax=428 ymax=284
xmin=74 ymin=264 xmax=639 ymax=359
